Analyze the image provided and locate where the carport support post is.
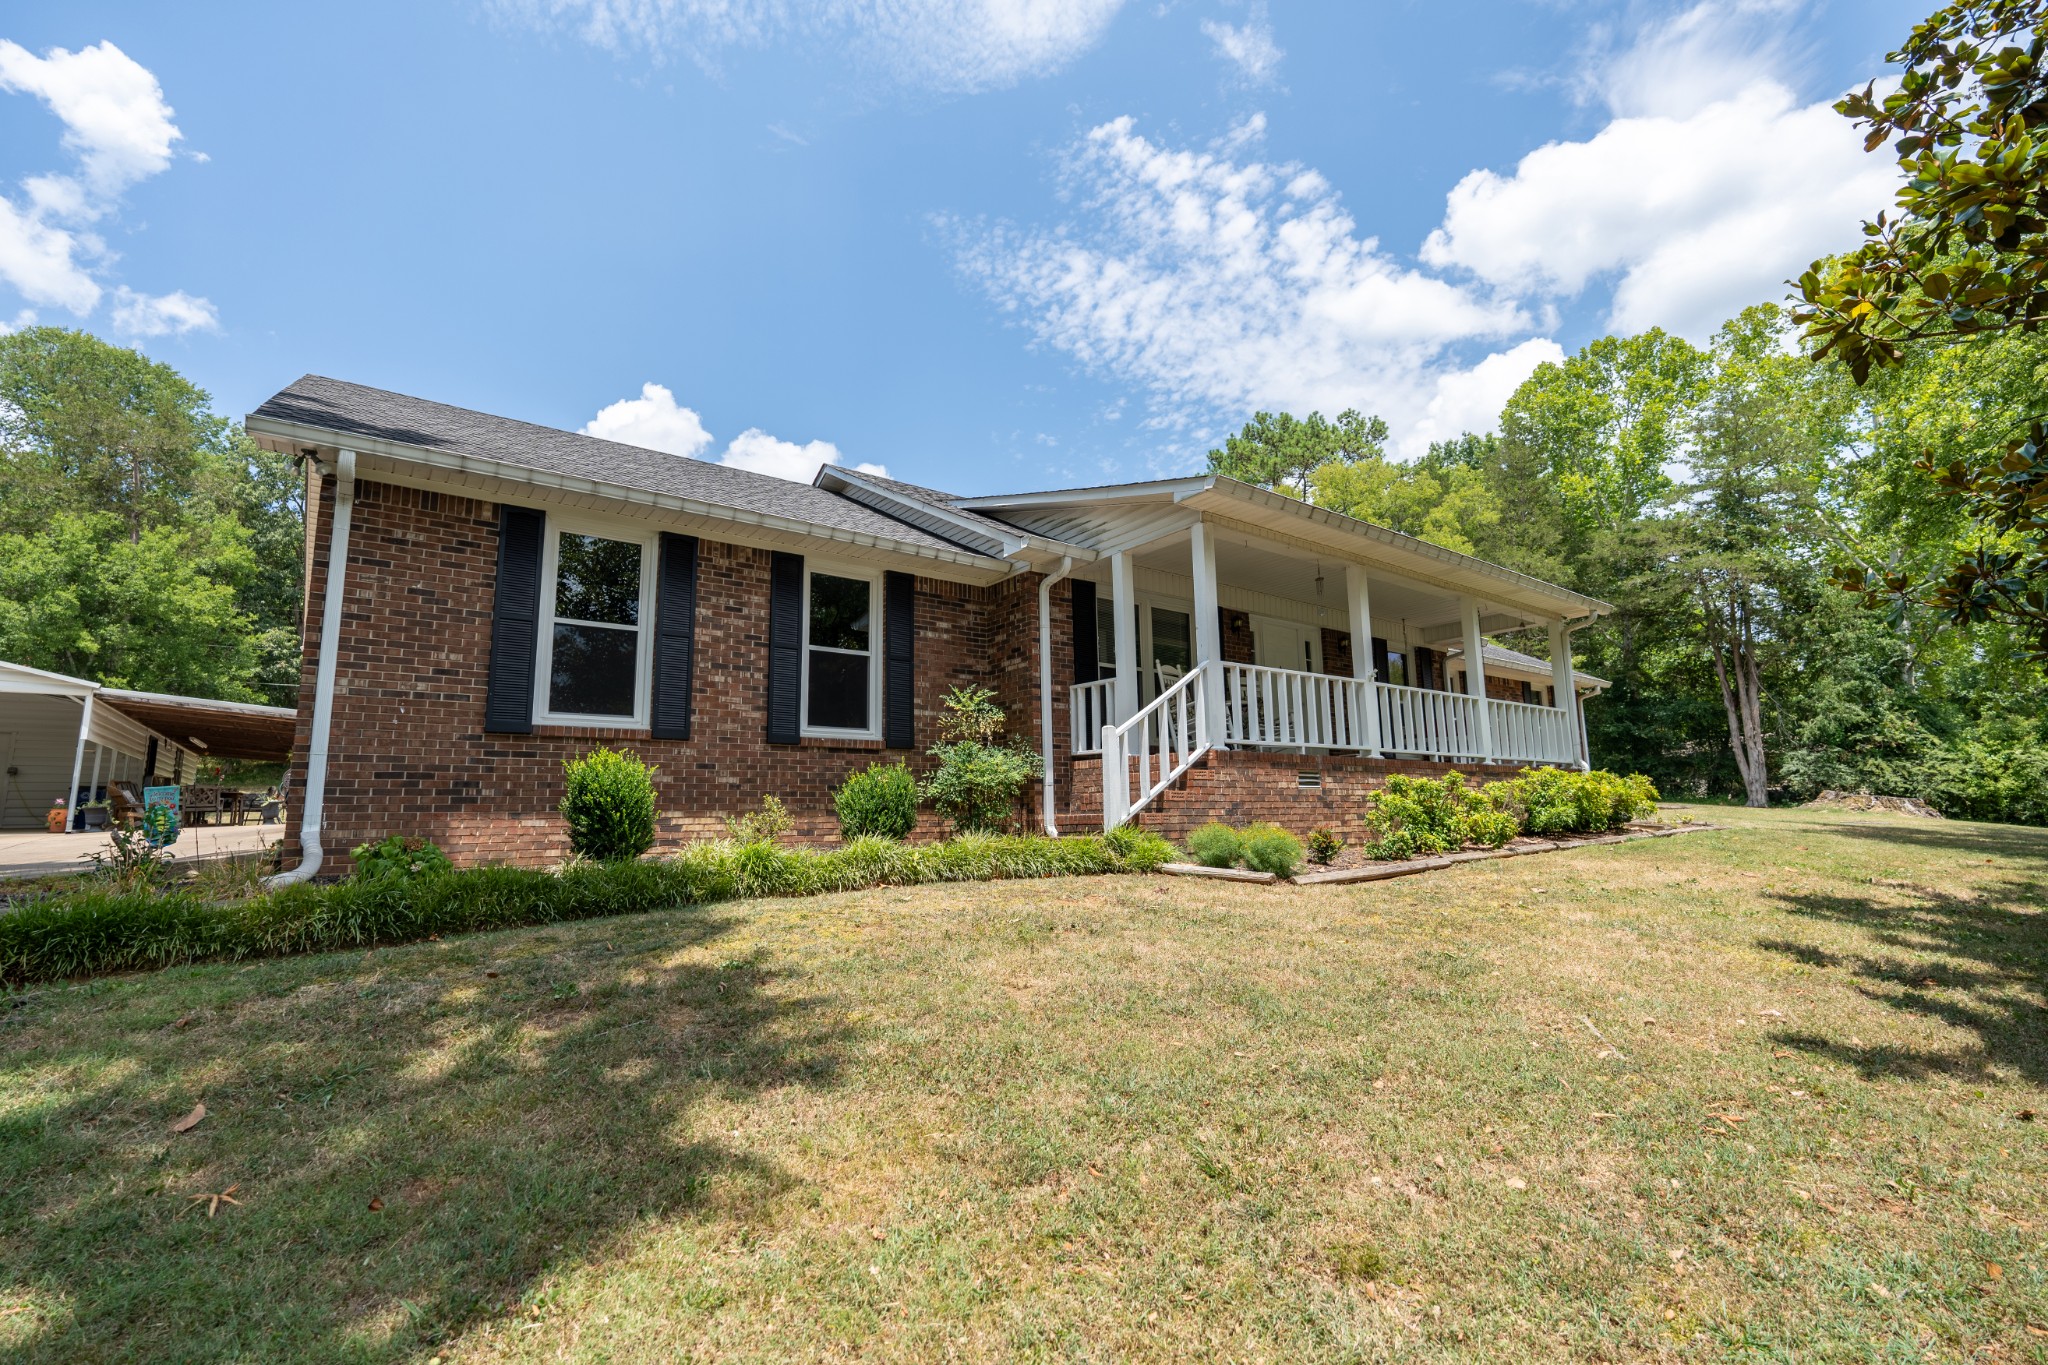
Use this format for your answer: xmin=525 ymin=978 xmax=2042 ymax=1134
xmin=86 ymin=743 xmax=103 ymax=810
xmin=1461 ymin=596 xmax=1494 ymax=764
xmin=65 ymin=691 xmax=94 ymax=833
xmin=1346 ymin=564 xmax=1382 ymax=757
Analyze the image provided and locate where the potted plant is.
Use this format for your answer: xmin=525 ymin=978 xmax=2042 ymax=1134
xmin=80 ymin=799 xmax=111 ymax=831
xmin=45 ymin=798 xmax=67 ymax=833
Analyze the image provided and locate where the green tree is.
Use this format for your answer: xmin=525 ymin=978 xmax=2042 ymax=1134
xmin=1796 ymin=0 xmax=2048 ymax=661
xmin=1310 ymin=446 xmax=1503 ymax=555
xmin=1206 ymin=409 xmax=1389 ymax=502
xmin=0 ymin=327 xmax=303 ymax=702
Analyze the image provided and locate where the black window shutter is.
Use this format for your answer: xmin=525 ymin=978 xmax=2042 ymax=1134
xmin=766 ymin=551 xmax=804 ymax=745
xmin=1412 ymin=645 xmax=1434 ymax=691
xmin=1070 ymin=579 xmax=1098 ymax=684
xmin=143 ymin=736 xmax=158 ymax=782
xmin=651 ymin=533 xmax=698 ymax=740
xmin=883 ymin=571 xmax=915 ymax=749
xmin=486 ymin=505 xmax=546 ymax=734
xmin=1370 ymin=636 xmax=1391 ymax=685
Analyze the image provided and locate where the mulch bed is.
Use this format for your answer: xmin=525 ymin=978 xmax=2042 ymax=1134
xmin=1159 ymin=822 xmax=1718 ymax=887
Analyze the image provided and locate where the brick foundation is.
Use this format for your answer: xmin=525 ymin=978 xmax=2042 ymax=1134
xmin=1062 ymin=750 xmax=1528 ymax=841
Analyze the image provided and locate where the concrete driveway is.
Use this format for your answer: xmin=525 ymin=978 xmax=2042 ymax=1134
xmin=0 ymin=823 xmax=281 ymax=881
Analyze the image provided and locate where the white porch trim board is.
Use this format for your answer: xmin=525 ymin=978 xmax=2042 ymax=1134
xmin=1460 ymin=595 xmax=1495 ymax=764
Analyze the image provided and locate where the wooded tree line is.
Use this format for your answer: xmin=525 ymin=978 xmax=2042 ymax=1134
xmin=0 ymin=328 xmax=304 ymax=705
xmin=1209 ymin=302 xmax=2048 ymax=821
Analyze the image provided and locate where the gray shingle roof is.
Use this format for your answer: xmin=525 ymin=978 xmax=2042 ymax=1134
xmin=249 ymin=375 xmax=981 ymax=557
xmin=1444 ymin=641 xmax=1609 ymax=688
xmin=822 ymin=468 xmax=1035 ymax=543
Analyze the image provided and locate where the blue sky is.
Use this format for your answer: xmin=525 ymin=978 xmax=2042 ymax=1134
xmin=1 ymin=0 xmax=1922 ymax=492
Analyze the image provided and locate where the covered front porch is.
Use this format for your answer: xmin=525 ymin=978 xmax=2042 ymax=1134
xmin=959 ymin=476 xmax=1609 ymax=831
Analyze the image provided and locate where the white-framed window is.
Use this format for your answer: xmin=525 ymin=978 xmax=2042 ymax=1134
xmin=535 ymin=520 xmax=655 ymax=727
xmin=802 ymin=563 xmax=881 ymax=739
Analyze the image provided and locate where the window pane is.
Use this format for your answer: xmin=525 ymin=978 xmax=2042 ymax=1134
xmin=1095 ymin=609 xmax=1117 ymax=678
xmin=809 ymin=574 xmax=870 ymax=651
xmin=550 ymin=623 xmax=637 ymax=716
xmin=1152 ymin=608 xmax=1191 ymax=672
xmin=1386 ymin=651 xmax=1408 ymax=688
xmin=555 ymin=534 xmax=641 ymax=625
xmin=807 ymin=650 xmax=869 ymax=730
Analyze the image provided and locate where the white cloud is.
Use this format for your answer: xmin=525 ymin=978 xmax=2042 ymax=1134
xmin=0 ymin=41 xmax=214 ymax=335
xmin=947 ymin=114 xmax=1537 ymax=458
xmin=1421 ymin=1 xmax=1894 ymax=340
xmin=1407 ymin=338 xmax=1565 ymax=453
xmin=583 ymin=384 xmax=886 ymax=482
xmin=497 ymin=0 xmax=1126 ymax=93
xmin=582 ymin=381 xmax=714 ymax=457
xmin=1201 ymin=4 xmax=1282 ymax=87
xmin=0 ymin=39 xmax=181 ymax=197
xmin=109 ymin=287 xmax=218 ymax=337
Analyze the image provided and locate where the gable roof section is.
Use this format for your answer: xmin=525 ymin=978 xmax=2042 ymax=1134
xmin=1442 ymin=641 xmax=1609 ymax=689
xmin=248 ymin=376 xmax=989 ymax=561
xmin=813 ymin=467 xmax=1094 ymax=563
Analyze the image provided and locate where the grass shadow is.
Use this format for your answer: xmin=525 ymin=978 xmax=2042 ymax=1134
xmin=1755 ymin=876 xmax=2048 ymax=1085
xmin=1828 ymin=817 xmax=2048 ymax=868
xmin=0 ymin=905 xmax=852 ymax=1363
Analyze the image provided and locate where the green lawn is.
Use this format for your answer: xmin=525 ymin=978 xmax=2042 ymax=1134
xmin=2 ymin=806 xmax=2043 ymax=1362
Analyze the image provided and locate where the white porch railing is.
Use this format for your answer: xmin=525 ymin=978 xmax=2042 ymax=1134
xmin=1219 ymin=662 xmax=1373 ymax=749
xmin=1487 ymin=696 xmax=1574 ymax=764
xmin=1079 ymin=664 xmax=1580 ymax=824
xmin=1377 ymin=682 xmax=1485 ymax=761
xmin=1100 ymin=664 xmax=1210 ymax=827
xmin=1071 ymin=678 xmax=1117 ymax=756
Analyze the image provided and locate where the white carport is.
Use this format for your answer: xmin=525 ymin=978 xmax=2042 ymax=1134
xmin=0 ymin=661 xmax=205 ymax=831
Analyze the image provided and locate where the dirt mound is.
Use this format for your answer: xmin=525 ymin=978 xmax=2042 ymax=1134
xmin=1804 ymin=790 xmax=1944 ymax=818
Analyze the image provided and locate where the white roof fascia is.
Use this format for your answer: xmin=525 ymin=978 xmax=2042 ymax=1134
xmin=0 ymin=659 xmax=96 ymax=699
xmin=954 ymin=476 xmax=1210 ymax=511
xmin=248 ymin=415 xmax=1016 ymax=582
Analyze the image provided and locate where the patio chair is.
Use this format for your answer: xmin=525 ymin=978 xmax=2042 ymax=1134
xmin=181 ymin=785 xmax=224 ymax=826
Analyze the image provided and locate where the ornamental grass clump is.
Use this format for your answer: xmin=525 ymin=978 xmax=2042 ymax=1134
xmin=1186 ymin=822 xmax=1243 ymax=868
xmin=1240 ymin=823 xmax=1304 ymax=878
xmin=559 ymin=747 xmax=658 ymax=862
xmin=0 ymin=828 xmax=1177 ymax=985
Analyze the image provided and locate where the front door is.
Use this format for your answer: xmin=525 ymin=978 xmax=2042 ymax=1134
xmin=1252 ymin=617 xmax=1320 ymax=674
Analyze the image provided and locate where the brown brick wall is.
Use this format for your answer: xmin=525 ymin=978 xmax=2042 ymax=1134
xmin=286 ymin=477 xmax=1053 ymax=872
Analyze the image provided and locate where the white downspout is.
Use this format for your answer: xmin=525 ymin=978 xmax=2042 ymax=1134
xmin=1037 ymin=557 xmax=1075 ymax=837
xmin=265 ymin=449 xmax=354 ymax=888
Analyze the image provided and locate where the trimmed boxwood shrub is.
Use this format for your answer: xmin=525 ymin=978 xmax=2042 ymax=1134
xmin=0 ymin=829 xmax=1178 ymax=985
xmin=1186 ymin=822 xmax=1243 ymax=868
xmin=833 ymin=762 xmax=920 ymax=840
xmin=560 ymin=747 xmax=658 ymax=862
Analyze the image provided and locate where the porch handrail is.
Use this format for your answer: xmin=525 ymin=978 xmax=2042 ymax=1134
xmin=1218 ymin=662 xmax=1373 ymax=750
xmin=1377 ymin=682 xmax=1485 ymax=762
xmin=1071 ymin=678 xmax=1116 ymax=755
xmin=1101 ymin=662 xmax=1211 ymax=828
xmin=1485 ymin=696 xmax=1576 ymax=765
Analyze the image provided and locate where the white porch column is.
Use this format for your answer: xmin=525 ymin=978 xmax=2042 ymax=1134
xmin=1461 ymin=596 xmax=1495 ymax=764
xmin=86 ymin=742 xmax=104 ymax=807
xmin=1346 ymin=564 xmax=1382 ymax=756
xmin=1576 ymin=692 xmax=1592 ymax=770
xmin=1188 ymin=521 xmax=1224 ymax=748
xmin=1547 ymin=620 xmax=1579 ymax=768
xmin=1109 ymin=550 xmax=1139 ymax=725
xmin=64 ymin=691 xmax=94 ymax=833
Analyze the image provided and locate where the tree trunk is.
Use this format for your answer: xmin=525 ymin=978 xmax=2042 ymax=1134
xmin=1703 ymin=581 xmax=1770 ymax=807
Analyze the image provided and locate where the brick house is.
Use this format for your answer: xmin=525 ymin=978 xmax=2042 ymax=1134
xmin=247 ymin=376 xmax=1611 ymax=876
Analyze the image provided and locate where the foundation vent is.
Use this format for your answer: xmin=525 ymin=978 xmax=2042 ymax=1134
xmin=1297 ymin=770 xmax=1323 ymax=790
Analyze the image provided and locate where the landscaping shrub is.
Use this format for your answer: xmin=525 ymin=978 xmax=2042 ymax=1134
xmin=1365 ymin=772 xmax=1495 ymax=860
xmin=1240 ymin=823 xmax=1304 ymax=878
xmin=922 ymin=686 xmax=1042 ymax=834
xmin=0 ymin=829 xmax=1177 ymax=985
xmin=1186 ymin=822 xmax=1243 ymax=868
xmin=724 ymin=794 xmax=794 ymax=845
xmin=559 ymin=747 xmax=658 ymax=862
xmin=350 ymin=835 xmax=453 ymax=883
xmin=1306 ymin=827 xmax=1344 ymax=865
xmin=1482 ymin=768 xmax=1658 ymax=834
xmin=833 ymin=762 xmax=920 ymax=840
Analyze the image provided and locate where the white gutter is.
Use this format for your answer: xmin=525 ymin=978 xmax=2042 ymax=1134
xmin=1036 ymin=557 xmax=1075 ymax=837
xmin=264 ymin=448 xmax=355 ymax=889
